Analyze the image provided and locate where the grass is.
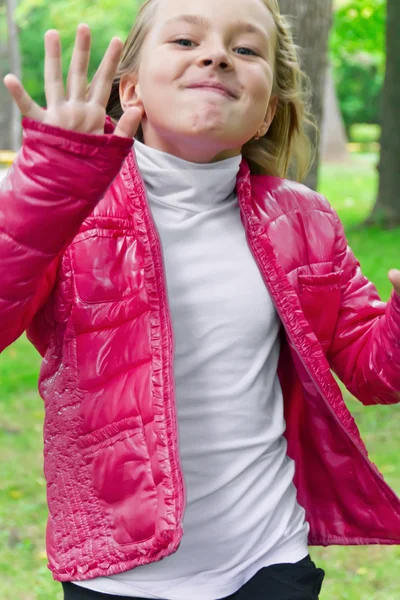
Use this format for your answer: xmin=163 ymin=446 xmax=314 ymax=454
xmin=1 ymin=153 xmax=400 ymax=599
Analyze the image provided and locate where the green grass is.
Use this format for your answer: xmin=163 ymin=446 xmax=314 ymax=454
xmin=1 ymin=153 xmax=400 ymax=599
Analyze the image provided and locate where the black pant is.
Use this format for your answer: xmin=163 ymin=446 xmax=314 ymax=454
xmin=62 ymin=555 xmax=325 ymax=600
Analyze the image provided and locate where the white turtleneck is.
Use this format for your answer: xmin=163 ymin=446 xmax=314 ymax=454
xmin=75 ymin=141 xmax=309 ymax=599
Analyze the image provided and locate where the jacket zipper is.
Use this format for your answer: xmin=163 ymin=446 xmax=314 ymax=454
xmin=127 ymin=153 xmax=187 ymax=532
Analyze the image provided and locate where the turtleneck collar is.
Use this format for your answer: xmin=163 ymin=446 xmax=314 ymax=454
xmin=134 ymin=140 xmax=242 ymax=213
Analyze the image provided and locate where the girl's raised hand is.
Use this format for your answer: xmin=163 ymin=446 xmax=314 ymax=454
xmin=3 ymin=24 xmax=142 ymax=139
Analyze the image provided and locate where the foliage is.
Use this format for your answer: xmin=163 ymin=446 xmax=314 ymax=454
xmin=350 ymin=123 xmax=381 ymax=144
xmin=333 ymin=55 xmax=383 ymax=132
xmin=16 ymin=0 xmax=142 ymax=106
xmin=330 ymin=0 xmax=386 ymax=130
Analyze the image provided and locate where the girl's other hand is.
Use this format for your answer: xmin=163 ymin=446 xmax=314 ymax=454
xmin=3 ymin=24 xmax=142 ymax=139
xmin=389 ymin=269 xmax=400 ymax=297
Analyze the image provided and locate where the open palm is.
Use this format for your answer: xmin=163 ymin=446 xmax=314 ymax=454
xmin=3 ymin=24 xmax=142 ymax=139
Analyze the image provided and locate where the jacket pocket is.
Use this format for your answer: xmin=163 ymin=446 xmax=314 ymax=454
xmin=78 ymin=417 xmax=158 ymax=545
xmin=297 ymin=271 xmax=342 ymax=351
xmin=70 ymin=230 xmax=145 ymax=304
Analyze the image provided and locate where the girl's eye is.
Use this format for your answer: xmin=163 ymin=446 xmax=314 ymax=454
xmin=172 ymin=40 xmax=258 ymax=56
xmin=173 ymin=39 xmax=195 ymax=47
xmin=235 ymin=47 xmax=258 ymax=56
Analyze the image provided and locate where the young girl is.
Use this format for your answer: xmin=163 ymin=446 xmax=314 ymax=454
xmin=2 ymin=0 xmax=400 ymax=598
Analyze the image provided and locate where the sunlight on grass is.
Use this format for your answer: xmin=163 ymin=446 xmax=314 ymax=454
xmin=0 ymin=153 xmax=399 ymax=599
xmin=319 ymin=152 xmax=378 ymax=228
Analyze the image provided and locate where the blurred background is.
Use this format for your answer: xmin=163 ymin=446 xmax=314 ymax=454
xmin=0 ymin=0 xmax=399 ymax=598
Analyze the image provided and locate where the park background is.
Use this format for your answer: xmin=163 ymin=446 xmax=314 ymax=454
xmin=0 ymin=0 xmax=400 ymax=598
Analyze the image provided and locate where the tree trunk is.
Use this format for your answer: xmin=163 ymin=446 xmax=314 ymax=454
xmin=0 ymin=0 xmax=13 ymax=149
xmin=369 ymin=0 xmax=400 ymax=227
xmin=320 ymin=62 xmax=350 ymax=164
xmin=0 ymin=38 xmax=13 ymax=150
xmin=5 ymin=0 xmax=22 ymax=151
xmin=278 ymin=0 xmax=333 ymax=190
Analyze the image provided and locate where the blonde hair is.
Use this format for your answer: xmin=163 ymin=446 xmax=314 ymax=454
xmin=106 ymin=0 xmax=315 ymax=181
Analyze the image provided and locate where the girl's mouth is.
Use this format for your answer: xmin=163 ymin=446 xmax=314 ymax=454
xmin=187 ymin=81 xmax=238 ymax=99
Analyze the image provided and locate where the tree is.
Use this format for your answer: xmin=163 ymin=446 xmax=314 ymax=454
xmin=320 ymin=63 xmax=349 ymax=164
xmin=330 ymin=0 xmax=386 ymax=134
xmin=6 ymin=0 xmax=22 ymax=150
xmin=0 ymin=0 xmax=13 ymax=150
xmin=369 ymin=0 xmax=400 ymax=226
xmin=278 ymin=0 xmax=334 ymax=190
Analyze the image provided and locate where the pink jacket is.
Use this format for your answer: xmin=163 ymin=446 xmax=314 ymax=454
xmin=1 ymin=118 xmax=400 ymax=582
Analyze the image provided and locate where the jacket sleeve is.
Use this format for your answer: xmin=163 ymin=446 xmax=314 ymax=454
xmin=328 ymin=210 xmax=400 ymax=405
xmin=0 ymin=118 xmax=133 ymax=353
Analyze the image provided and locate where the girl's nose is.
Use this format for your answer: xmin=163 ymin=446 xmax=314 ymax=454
xmin=197 ymin=47 xmax=233 ymax=71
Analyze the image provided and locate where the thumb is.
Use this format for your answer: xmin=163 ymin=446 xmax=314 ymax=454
xmin=114 ymin=107 xmax=143 ymax=139
xmin=388 ymin=269 xmax=400 ymax=296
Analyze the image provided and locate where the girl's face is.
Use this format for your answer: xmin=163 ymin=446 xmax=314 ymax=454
xmin=121 ymin=0 xmax=277 ymax=163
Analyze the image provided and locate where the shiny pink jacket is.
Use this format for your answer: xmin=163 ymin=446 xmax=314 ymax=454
xmin=1 ymin=119 xmax=400 ymax=582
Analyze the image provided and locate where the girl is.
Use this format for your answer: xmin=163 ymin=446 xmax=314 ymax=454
xmin=2 ymin=0 xmax=400 ymax=599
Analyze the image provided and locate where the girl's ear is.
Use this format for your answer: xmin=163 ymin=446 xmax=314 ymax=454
xmin=119 ymin=74 xmax=144 ymax=114
xmin=259 ymin=96 xmax=279 ymax=137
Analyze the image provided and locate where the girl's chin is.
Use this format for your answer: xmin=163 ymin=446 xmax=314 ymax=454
xmin=186 ymin=104 xmax=232 ymax=130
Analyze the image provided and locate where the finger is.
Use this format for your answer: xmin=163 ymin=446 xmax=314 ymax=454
xmin=3 ymin=74 xmax=45 ymax=122
xmin=389 ymin=269 xmax=400 ymax=295
xmin=44 ymin=29 xmax=64 ymax=106
xmin=114 ymin=107 xmax=143 ymax=139
xmin=88 ymin=37 xmax=123 ymax=107
xmin=66 ymin=24 xmax=91 ymax=101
